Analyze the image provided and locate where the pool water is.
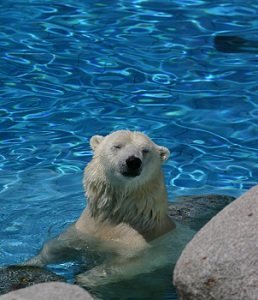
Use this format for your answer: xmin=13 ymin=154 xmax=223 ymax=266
xmin=0 ymin=0 xmax=257 ymax=298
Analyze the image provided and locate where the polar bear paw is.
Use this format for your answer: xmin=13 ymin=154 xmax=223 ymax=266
xmin=76 ymin=266 xmax=111 ymax=287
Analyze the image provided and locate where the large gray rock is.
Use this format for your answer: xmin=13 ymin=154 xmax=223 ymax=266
xmin=173 ymin=185 xmax=258 ymax=300
xmin=0 ymin=282 xmax=93 ymax=300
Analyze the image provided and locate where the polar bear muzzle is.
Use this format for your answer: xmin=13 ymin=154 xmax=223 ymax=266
xmin=122 ymin=155 xmax=142 ymax=177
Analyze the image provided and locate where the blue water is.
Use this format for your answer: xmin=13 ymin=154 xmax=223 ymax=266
xmin=0 ymin=0 xmax=257 ymax=299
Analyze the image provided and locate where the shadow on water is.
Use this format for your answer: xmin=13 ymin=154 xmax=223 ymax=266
xmin=214 ymin=35 xmax=258 ymax=53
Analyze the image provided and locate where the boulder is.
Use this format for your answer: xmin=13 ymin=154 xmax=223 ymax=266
xmin=173 ymin=185 xmax=258 ymax=300
xmin=0 ymin=282 xmax=93 ymax=300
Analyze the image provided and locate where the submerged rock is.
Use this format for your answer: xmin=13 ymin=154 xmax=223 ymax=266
xmin=173 ymin=185 xmax=258 ymax=300
xmin=169 ymin=194 xmax=235 ymax=231
xmin=0 ymin=282 xmax=93 ymax=300
xmin=0 ymin=265 xmax=65 ymax=295
xmin=214 ymin=35 xmax=258 ymax=53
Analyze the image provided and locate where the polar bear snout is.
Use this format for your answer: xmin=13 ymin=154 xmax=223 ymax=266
xmin=126 ymin=156 xmax=142 ymax=170
xmin=122 ymin=155 xmax=142 ymax=177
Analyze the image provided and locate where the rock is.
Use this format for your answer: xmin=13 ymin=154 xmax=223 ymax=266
xmin=169 ymin=194 xmax=235 ymax=231
xmin=173 ymin=185 xmax=258 ymax=300
xmin=0 ymin=266 xmax=65 ymax=295
xmin=0 ymin=282 xmax=93 ymax=300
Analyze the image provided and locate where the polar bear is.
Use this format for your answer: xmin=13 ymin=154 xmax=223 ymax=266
xmin=24 ymin=130 xmax=177 ymax=287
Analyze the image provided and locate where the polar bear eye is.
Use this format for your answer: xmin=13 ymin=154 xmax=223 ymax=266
xmin=142 ymin=148 xmax=150 ymax=154
xmin=113 ymin=144 xmax=122 ymax=150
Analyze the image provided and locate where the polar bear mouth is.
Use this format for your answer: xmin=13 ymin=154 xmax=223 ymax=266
xmin=121 ymin=169 xmax=141 ymax=178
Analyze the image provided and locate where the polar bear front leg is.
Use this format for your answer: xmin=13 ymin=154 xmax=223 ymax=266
xmin=22 ymin=237 xmax=66 ymax=267
xmin=76 ymin=263 xmax=114 ymax=287
xmin=23 ymin=225 xmax=81 ymax=267
xmin=76 ymin=251 xmax=162 ymax=288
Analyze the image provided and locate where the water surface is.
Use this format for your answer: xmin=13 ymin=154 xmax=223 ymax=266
xmin=0 ymin=0 xmax=257 ymax=299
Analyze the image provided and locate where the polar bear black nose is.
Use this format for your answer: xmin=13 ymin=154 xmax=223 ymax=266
xmin=126 ymin=156 xmax=142 ymax=170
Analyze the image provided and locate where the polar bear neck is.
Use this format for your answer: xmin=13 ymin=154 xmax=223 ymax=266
xmin=84 ymin=164 xmax=169 ymax=232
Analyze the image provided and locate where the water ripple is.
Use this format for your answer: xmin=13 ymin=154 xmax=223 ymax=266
xmin=0 ymin=0 xmax=258 ymax=299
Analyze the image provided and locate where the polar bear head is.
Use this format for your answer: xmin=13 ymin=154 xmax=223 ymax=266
xmin=88 ymin=130 xmax=170 ymax=186
xmin=84 ymin=130 xmax=171 ymax=228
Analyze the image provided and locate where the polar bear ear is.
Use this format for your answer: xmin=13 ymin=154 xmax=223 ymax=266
xmin=90 ymin=135 xmax=104 ymax=151
xmin=158 ymin=146 xmax=170 ymax=162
